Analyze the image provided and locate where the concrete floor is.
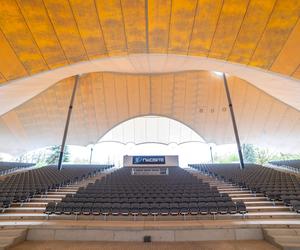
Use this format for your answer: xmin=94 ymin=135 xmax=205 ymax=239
xmin=11 ymin=240 xmax=279 ymax=250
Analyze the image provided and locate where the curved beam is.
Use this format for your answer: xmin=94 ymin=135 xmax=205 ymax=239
xmin=0 ymin=54 xmax=300 ymax=116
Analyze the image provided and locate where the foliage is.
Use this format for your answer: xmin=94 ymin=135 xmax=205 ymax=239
xmin=213 ymin=152 xmax=239 ymax=163
xmin=251 ymin=146 xmax=300 ymax=165
xmin=45 ymin=145 xmax=70 ymax=165
xmin=271 ymin=152 xmax=300 ymax=161
xmin=213 ymin=144 xmax=300 ymax=165
xmin=242 ymin=144 xmax=256 ymax=163
xmin=254 ymin=148 xmax=274 ymax=165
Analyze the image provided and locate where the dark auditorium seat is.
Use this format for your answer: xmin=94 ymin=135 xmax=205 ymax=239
xmin=270 ymin=160 xmax=300 ymax=173
xmin=51 ymin=166 xmax=242 ymax=219
xmin=0 ymin=162 xmax=35 ymax=176
xmin=290 ymin=200 xmax=300 ymax=213
xmin=189 ymin=163 xmax=300 ymax=213
xmin=0 ymin=164 xmax=113 ymax=210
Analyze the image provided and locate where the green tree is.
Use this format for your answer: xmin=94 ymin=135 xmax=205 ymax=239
xmin=254 ymin=148 xmax=274 ymax=165
xmin=214 ymin=153 xmax=239 ymax=163
xmin=272 ymin=152 xmax=300 ymax=161
xmin=46 ymin=145 xmax=70 ymax=165
xmin=242 ymin=144 xmax=256 ymax=163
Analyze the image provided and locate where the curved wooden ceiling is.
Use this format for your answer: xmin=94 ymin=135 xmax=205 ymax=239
xmin=0 ymin=0 xmax=300 ymax=84
xmin=1 ymin=71 xmax=299 ymax=154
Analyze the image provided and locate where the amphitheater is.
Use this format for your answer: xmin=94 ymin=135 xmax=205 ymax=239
xmin=0 ymin=0 xmax=300 ymax=249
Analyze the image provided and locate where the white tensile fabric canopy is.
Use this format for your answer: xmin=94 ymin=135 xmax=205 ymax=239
xmin=99 ymin=116 xmax=205 ymax=145
xmin=0 ymin=71 xmax=299 ymax=155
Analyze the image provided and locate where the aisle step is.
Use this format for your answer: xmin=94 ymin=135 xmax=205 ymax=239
xmin=244 ymin=201 xmax=284 ymax=206
xmin=47 ymin=191 xmax=76 ymax=195
xmin=228 ymin=193 xmax=264 ymax=197
xmin=231 ymin=196 xmax=267 ymax=201
xmin=246 ymin=206 xmax=290 ymax=212
xmin=4 ymin=207 xmax=45 ymax=213
xmin=31 ymin=197 xmax=62 ymax=202
xmin=12 ymin=202 xmax=47 ymax=208
xmin=34 ymin=194 xmax=66 ymax=198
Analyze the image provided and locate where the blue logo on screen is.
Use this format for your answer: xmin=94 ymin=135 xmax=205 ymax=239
xmin=133 ymin=156 xmax=165 ymax=165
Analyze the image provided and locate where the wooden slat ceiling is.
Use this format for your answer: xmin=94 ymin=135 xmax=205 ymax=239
xmin=0 ymin=0 xmax=300 ymax=84
xmin=0 ymin=71 xmax=299 ymax=154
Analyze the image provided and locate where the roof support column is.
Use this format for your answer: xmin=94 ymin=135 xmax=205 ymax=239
xmin=222 ymin=73 xmax=245 ymax=169
xmin=89 ymin=146 xmax=94 ymax=164
xmin=58 ymin=75 xmax=80 ymax=170
xmin=210 ymin=146 xmax=214 ymax=163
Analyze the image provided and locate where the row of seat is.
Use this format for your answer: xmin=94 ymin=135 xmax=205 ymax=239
xmin=0 ymin=164 xmax=113 ymax=208
xmin=189 ymin=163 xmax=300 ymax=213
xmin=290 ymin=200 xmax=300 ymax=213
xmin=62 ymin=195 xmax=233 ymax=204
xmin=270 ymin=160 xmax=300 ymax=172
xmin=45 ymin=201 xmax=247 ymax=216
xmin=0 ymin=162 xmax=34 ymax=176
xmin=50 ymin=166 xmax=247 ymax=217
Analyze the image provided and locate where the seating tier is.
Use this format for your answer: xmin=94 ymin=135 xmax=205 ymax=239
xmin=46 ymin=167 xmax=247 ymax=216
xmin=0 ymin=164 xmax=113 ymax=209
xmin=189 ymin=163 xmax=300 ymax=213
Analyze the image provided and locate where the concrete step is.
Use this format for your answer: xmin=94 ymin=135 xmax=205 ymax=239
xmin=4 ymin=207 xmax=45 ymax=214
xmin=200 ymin=181 xmax=233 ymax=186
xmin=0 ymin=213 xmax=48 ymax=220
xmin=30 ymin=198 xmax=61 ymax=203
xmin=0 ymin=210 xmax=299 ymax=221
xmin=277 ymin=242 xmax=300 ymax=250
xmin=246 ymin=206 xmax=290 ymax=212
xmin=231 ymin=196 xmax=267 ymax=201
xmin=53 ymin=188 xmax=79 ymax=192
xmin=34 ymin=194 xmax=66 ymax=198
xmin=264 ymin=228 xmax=300 ymax=250
xmin=264 ymin=228 xmax=300 ymax=236
xmin=237 ymin=212 xmax=300 ymax=220
xmin=248 ymin=211 xmax=299 ymax=216
xmin=272 ymin=236 xmax=300 ymax=244
xmin=60 ymin=187 xmax=80 ymax=190
xmin=244 ymin=201 xmax=284 ymax=206
xmin=12 ymin=202 xmax=48 ymax=208
xmin=218 ymin=189 xmax=241 ymax=193
xmin=47 ymin=191 xmax=76 ymax=195
xmin=0 ymin=229 xmax=27 ymax=250
xmin=219 ymin=190 xmax=250 ymax=194
xmin=56 ymin=188 xmax=78 ymax=192
xmin=228 ymin=193 xmax=264 ymax=197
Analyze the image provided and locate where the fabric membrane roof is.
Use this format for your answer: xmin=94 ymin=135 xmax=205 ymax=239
xmin=0 ymin=1 xmax=299 ymax=114
xmin=0 ymin=0 xmax=300 ymax=154
xmin=0 ymin=0 xmax=300 ymax=83
xmin=0 ymin=71 xmax=299 ymax=155
xmin=99 ymin=116 xmax=205 ymax=145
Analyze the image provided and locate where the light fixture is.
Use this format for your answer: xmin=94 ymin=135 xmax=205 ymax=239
xmin=213 ymin=71 xmax=223 ymax=76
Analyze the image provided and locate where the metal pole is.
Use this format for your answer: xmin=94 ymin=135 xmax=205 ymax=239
xmin=89 ymin=147 xmax=94 ymax=164
xmin=58 ymin=75 xmax=80 ymax=170
xmin=222 ymin=73 xmax=245 ymax=169
xmin=210 ymin=146 xmax=214 ymax=163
